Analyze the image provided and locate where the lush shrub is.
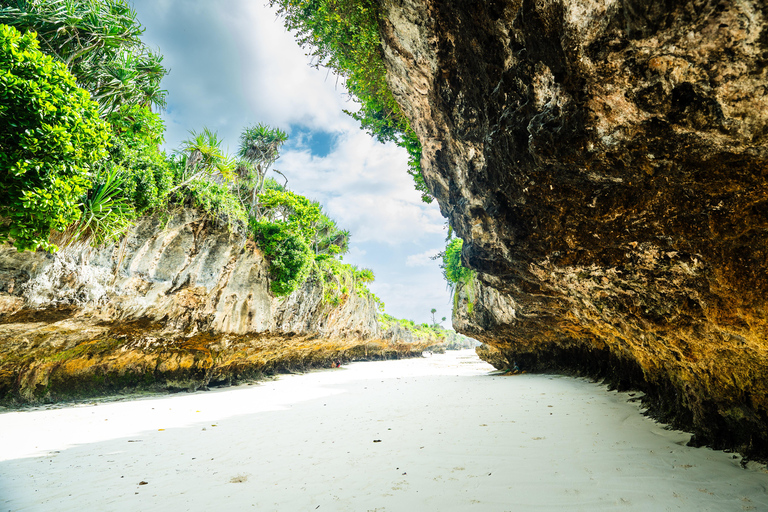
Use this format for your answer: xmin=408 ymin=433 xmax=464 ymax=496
xmin=257 ymin=188 xmax=321 ymax=241
xmin=442 ymin=238 xmax=474 ymax=285
xmin=173 ymin=128 xmax=236 ymax=193
xmin=310 ymin=209 xmax=349 ymax=256
xmin=178 ymin=179 xmax=247 ymax=231
xmin=0 ymin=24 xmax=110 ymax=251
xmin=253 ymin=219 xmax=314 ymax=296
xmin=439 ymin=237 xmax=476 ymax=315
xmin=252 ymin=187 xmax=378 ymax=300
xmin=252 ymin=189 xmax=321 ymax=295
xmin=107 ymin=104 xmax=176 ymax=213
xmin=60 ymin=164 xmax=135 ymax=247
xmin=311 ymin=258 xmax=381 ymax=307
xmin=379 ymin=313 xmax=453 ymax=342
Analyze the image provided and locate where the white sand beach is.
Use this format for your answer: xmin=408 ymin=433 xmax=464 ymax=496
xmin=0 ymin=350 xmax=766 ymax=511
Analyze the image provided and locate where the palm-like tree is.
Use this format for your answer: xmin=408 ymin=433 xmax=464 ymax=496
xmin=310 ymin=209 xmax=350 ymax=256
xmin=170 ymin=128 xmax=235 ymax=193
xmin=0 ymin=0 xmax=168 ymax=113
xmin=237 ymin=123 xmax=288 ymax=215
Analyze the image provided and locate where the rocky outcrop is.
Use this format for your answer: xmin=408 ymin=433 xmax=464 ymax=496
xmin=380 ymin=0 xmax=768 ymax=460
xmin=0 ymin=209 xmax=431 ymax=403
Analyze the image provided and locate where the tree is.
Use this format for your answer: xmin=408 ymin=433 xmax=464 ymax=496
xmin=431 ymin=308 xmax=437 ymax=325
xmin=237 ymin=123 xmax=288 ymax=215
xmin=171 ymin=127 xmax=234 ymax=193
xmin=0 ymin=24 xmax=109 ymax=251
xmin=310 ymin=204 xmax=349 ymax=257
xmin=0 ymin=0 xmax=168 ymax=113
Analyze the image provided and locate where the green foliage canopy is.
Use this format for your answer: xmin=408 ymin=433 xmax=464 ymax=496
xmin=253 ymin=219 xmax=314 ymax=296
xmin=269 ymin=0 xmax=431 ymax=202
xmin=106 ymin=104 xmax=175 ymax=213
xmin=0 ymin=0 xmax=168 ymax=112
xmin=0 ymin=23 xmax=109 ymax=251
xmin=441 ymin=238 xmax=474 ymax=286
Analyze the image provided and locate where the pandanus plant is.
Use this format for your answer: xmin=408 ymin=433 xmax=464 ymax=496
xmin=171 ymin=128 xmax=236 ymax=194
xmin=55 ymin=165 xmax=135 ymax=248
xmin=237 ymin=123 xmax=288 ymax=216
xmin=0 ymin=0 xmax=168 ymax=113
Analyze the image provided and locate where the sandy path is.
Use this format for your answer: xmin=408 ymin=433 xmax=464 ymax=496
xmin=0 ymin=350 xmax=766 ymax=511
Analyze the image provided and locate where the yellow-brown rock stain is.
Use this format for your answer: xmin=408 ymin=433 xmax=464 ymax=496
xmin=0 ymin=317 xmax=435 ymax=405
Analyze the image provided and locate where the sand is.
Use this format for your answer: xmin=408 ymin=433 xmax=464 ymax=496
xmin=0 ymin=350 xmax=766 ymax=511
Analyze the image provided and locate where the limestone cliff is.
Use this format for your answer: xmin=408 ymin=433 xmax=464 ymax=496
xmin=0 ymin=209 xmax=431 ymax=403
xmin=380 ymin=0 xmax=768 ymax=460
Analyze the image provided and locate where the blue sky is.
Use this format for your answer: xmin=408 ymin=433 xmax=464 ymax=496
xmin=130 ymin=0 xmax=453 ymax=326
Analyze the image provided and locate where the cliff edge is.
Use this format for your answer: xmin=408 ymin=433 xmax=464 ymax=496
xmin=380 ymin=0 xmax=768 ymax=460
xmin=0 ymin=209 xmax=432 ymax=403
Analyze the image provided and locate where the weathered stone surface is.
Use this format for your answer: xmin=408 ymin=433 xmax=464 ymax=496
xmin=381 ymin=0 xmax=768 ymax=459
xmin=0 ymin=210 xmax=432 ymax=403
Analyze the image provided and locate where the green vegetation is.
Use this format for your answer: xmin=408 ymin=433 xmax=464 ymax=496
xmin=252 ymin=187 xmax=375 ymax=300
xmin=178 ymin=178 xmax=248 ymax=231
xmin=0 ymin=0 xmax=168 ymax=112
xmin=311 ymin=258 xmax=380 ymax=308
xmin=253 ymin=219 xmax=314 ymax=295
xmin=435 ymin=237 xmax=477 ymax=315
xmin=237 ymin=123 xmax=289 ymax=213
xmin=378 ymin=313 xmax=476 ymax=350
xmin=269 ymin=0 xmax=432 ymax=202
xmin=106 ymin=104 xmax=175 ymax=214
xmin=173 ymin=128 xmax=235 ymax=193
xmin=59 ymin=165 xmax=135 ymax=247
xmin=0 ymin=24 xmax=110 ymax=251
xmin=253 ymin=188 xmax=320 ymax=295
xmin=0 ymin=0 xmax=170 ymax=251
xmin=441 ymin=238 xmax=474 ymax=286
xmin=0 ymin=2 xmax=385 ymax=305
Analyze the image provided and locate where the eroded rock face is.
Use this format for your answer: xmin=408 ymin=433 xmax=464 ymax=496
xmin=380 ymin=0 xmax=768 ymax=459
xmin=1 ymin=210 xmax=380 ymax=338
xmin=0 ymin=210 xmax=429 ymax=403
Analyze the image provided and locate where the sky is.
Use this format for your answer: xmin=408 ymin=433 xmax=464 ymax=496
xmin=130 ymin=0 xmax=453 ymax=326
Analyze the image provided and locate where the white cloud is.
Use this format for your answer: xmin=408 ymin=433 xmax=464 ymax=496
xmin=132 ymin=0 xmax=453 ymax=325
xmin=406 ymin=248 xmax=442 ymax=268
xmin=136 ymin=0 xmax=355 ymax=151
xmin=277 ymin=130 xmax=445 ymax=246
xmin=220 ymin=2 xmax=355 ymax=133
